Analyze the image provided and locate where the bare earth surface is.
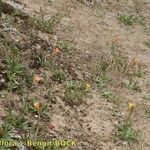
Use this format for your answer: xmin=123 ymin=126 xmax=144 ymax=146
xmin=0 ymin=0 xmax=150 ymax=150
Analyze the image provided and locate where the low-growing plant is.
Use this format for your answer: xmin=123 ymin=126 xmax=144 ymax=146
xmin=24 ymin=99 xmax=50 ymax=119
xmin=64 ymin=80 xmax=88 ymax=105
xmin=117 ymin=123 xmax=138 ymax=141
xmin=9 ymin=45 xmax=19 ymax=58
xmin=30 ymin=13 xmax=63 ymax=33
xmin=5 ymin=58 xmax=25 ymax=91
xmin=30 ymin=53 xmax=46 ymax=69
xmin=57 ymin=40 xmax=74 ymax=51
xmin=98 ymin=55 xmax=110 ymax=75
xmin=132 ymin=70 xmax=145 ymax=78
xmin=33 ymin=19 xmax=54 ymax=33
xmin=25 ymin=73 xmax=34 ymax=88
xmin=118 ymin=14 xmax=135 ymax=25
xmin=48 ymin=0 xmax=54 ymax=4
xmin=102 ymin=90 xmax=120 ymax=104
xmin=145 ymin=109 xmax=150 ymax=118
xmin=3 ymin=111 xmax=29 ymax=131
xmin=0 ymin=110 xmax=29 ymax=145
xmin=118 ymin=14 xmax=144 ymax=26
xmin=111 ymin=49 xmax=129 ymax=74
xmin=51 ymin=69 xmax=67 ymax=83
xmin=116 ymin=102 xmax=138 ymax=141
xmin=144 ymin=41 xmax=150 ymax=49
xmin=143 ymin=95 xmax=150 ymax=101
xmin=127 ymin=79 xmax=141 ymax=92
xmin=95 ymin=75 xmax=110 ymax=89
xmin=98 ymin=44 xmax=130 ymax=76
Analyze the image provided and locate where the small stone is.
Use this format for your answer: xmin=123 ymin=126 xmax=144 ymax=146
xmin=122 ymin=79 xmax=130 ymax=86
xmin=34 ymin=115 xmax=39 ymax=118
xmin=122 ymin=141 xmax=128 ymax=145
xmin=113 ymin=121 xmax=118 ymax=125
xmin=0 ymin=78 xmax=5 ymax=83
xmin=86 ymin=99 xmax=94 ymax=105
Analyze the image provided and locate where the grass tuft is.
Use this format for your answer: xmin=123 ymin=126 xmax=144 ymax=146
xmin=117 ymin=123 xmax=138 ymax=141
xmin=64 ymin=80 xmax=88 ymax=105
xmin=118 ymin=14 xmax=134 ymax=25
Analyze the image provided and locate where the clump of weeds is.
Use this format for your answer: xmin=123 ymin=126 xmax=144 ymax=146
xmin=57 ymin=40 xmax=74 ymax=52
xmin=51 ymin=69 xmax=67 ymax=83
xmin=144 ymin=40 xmax=150 ymax=49
xmin=118 ymin=14 xmax=144 ymax=26
xmin=118 ymin=14 xmax=135 ymax=25
xmin=116 ymin=102 xmax=138 ymax=142
xmin=29 ymin=13 xmax=64 ymax=33
xmin=102 ymin=90 xmax=121 ymax=104
xmin=4 ymin=58 xmax=33 ymax=93
xmin=4 ymin=58 xmax=25 ymax=92
xmin=63 ymin=80 xmax=91 ymax=105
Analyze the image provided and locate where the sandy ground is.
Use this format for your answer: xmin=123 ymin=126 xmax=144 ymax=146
xmin=0 ymin=0 xmax=150 ymax=150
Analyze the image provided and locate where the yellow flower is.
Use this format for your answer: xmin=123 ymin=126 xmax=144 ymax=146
xmin=85 ymin=84 xmax=91 ymax=89
xmin=128 ymin=102 xmax=136 ymax=110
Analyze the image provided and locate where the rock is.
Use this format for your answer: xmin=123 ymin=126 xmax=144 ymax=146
xmin=0 ymin=2 xmax=15 ymax=15
xmin=0 ymin=2 xmax=29 ymax=19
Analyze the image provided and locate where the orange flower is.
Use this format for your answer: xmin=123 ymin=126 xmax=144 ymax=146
xmin=131 ymin=57 xmax=141 ymax=66
xmin=47 ymin=123 xmax=55 ymax=130
xmin=33 ymin=101 xmax=41 ymax=111
xmin=33 ymin=74 xmax=44 ymax=84
xmin=112 ymin=35 xmax=121 ymax=45
xmin=52 ymin=47 xmax=61 ymax=55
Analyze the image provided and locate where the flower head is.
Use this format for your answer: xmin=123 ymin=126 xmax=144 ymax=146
xmin=128 ymin=102 xmax=136 ymax=110
xmin=85 ymin=83 xmax=91 ymax=90
xmin=33 ymin=101 xmax=41 ymax=111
